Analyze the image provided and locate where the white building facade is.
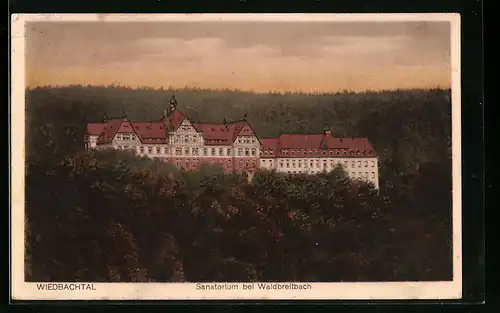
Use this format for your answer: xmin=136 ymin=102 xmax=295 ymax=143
xmin=85 ymin=94 xmax=379 ymax=188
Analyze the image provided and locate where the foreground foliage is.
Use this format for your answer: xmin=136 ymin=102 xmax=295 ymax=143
xmin=24 ymin=86 xmax=453 ymax=282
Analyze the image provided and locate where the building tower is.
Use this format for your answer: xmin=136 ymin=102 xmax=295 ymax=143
xmin=169 ymin=92 xmax=178 ymax=112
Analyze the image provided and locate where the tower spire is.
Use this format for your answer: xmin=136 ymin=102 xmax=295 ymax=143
xmin=169 ymin=92 xmax=177 ymax=112
xmin=323 ymin=122 xmax=331 ymax=135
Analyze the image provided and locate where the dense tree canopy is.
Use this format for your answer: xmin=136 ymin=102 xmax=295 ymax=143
xmin=24 ymin=86 xmax=453 ymax=282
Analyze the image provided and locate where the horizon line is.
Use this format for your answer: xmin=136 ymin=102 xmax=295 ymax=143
xmin=26 ymin=83 xmax=451 ymax=95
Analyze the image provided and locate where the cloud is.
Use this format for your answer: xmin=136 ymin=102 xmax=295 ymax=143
xmin=25 ymin=20 xmax=451 ymax=92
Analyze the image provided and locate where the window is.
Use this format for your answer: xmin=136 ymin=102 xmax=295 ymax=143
xmin=192 ymin=148 xmax=199 ymax=156
xmin=330 ymin=161 xmax=334 ymax=168
xmin=245 ymin=149 xmax=250 ymax=156
xmin=358 ymin=161 xmax=361 ymax=167
xmin=352 ymin=161 xmax=355 ymax=168
xmin=148 ymin=147 xmax=153 ymax=154
xmin=298 ymin=161 xmax=302 ymax=168
xmin=323 ymin=162 xmax=327 ymax=168
xmin=238 ymin=148 xmax=243 ymax=156
xmin=211 ymin=148 xmax=216 ymax=156
xmin=204 ymin=148 xmax=208 ymax=156
xmin=286 ymin=162 xmax=290 ymax=168
xmin=155 ymin=147 xmax=160 ymax=154
xmin=371 ymin=160 xmax=375 ymax=167
xmin=310 ymin=162 xmax=313 ymax=168
xmin=227 ymin=148 xmax=231 ymax=156
xmin=292 ymin=161 xmax=296 ymax=168
xmin=185 ymin=148 xmax=190 ymax=155
xmin=193 ymin=135 xmax=197 ymax=142
xmin=238 ymin=138 xmax=241 ymax=144
xmin=176 ymin=135 xmax=180 ymax=142
xmin=280 ymin=162 xmax=284 ymax=168
xmin=251 ymin=148 xmax=256 ymax=156
xmin=184 ymin=136 xmax=188 ymax=143
xmin=365 ymin=172 xmax=368 ymax=178
xmin=364 ymin=161 xmax=368 ymax=167
xmin=316 ymin=161 xmax=320 ymax=168
xmin=140 ymin=147 xmax=144 ymax=153
xmin=175 ymin=148 xmax=182 ymax=155
xmin=371 ymin=172 xmax=375 ymax=179
xmin=269 ymin=160 xmax=273 ymax=166
xmin=123 ymin=146 xmax=128 ymax=150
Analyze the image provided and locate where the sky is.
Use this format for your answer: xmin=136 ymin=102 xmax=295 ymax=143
xmin=25 ymin=20 xmax=452 ymax=93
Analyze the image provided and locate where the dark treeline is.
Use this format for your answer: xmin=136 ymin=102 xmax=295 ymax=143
xmin=25 ymin=85 xmax=453 ymax=282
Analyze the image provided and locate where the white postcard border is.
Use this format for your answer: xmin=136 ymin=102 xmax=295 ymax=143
xmin=10 ymin=13 xmax=462 ymax=301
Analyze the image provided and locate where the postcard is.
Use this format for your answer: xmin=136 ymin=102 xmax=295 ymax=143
xmin=10 ymin=13 xmax=461 ymax=300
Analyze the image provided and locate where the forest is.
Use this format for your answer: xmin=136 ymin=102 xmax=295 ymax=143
xmin=24 ymin=85 xmax=453 ymax=282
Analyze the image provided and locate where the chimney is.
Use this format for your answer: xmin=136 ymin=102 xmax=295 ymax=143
xmin=103 ymin=114 xmax=108 ymax=123
xmin=243 ymin=113 xmax=247 ymax=122
xmin=164 ymin=108 xmax=168 ymax=119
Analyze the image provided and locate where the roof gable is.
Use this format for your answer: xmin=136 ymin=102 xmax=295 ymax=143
xmin=164 ymin=110 xmax=185 ymax=131
xmin=117 ymin=121 xmax=136 ymax=133
xmin=96 ymin=119 xmax=123 ymax=144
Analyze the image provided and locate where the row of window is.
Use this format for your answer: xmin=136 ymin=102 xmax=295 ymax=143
xmin=173 ymin=158 xmax=257 ymax=168
xmin=116 ymin=134 xmax=137 ymax=141
xmin=116 ymin=145 xmax=375 ymax=167
xmin=277 ymin=148 xmax=372 ymax=157
xmin=237 ymin=137 xmax=257 ymax=144
xmin=117 ymin=145 xmax=259 ymax=157
xmin=283 ymin=170 xmax=376 ymax=179
xmin=117 ymin=145 xmax=261 ymax=157
xmin=273 ymin=159 xmax=376 ymax=169
xmin=172 ymin=134 xmax=199 ymax=143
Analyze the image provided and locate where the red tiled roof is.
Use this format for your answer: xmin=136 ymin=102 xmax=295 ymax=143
xmin=132 ymin=122 xmax=166 ymax=139
xmin=266 ymin=134 xmax=376 ymax=158
xmin=96 ymin=119 xmax=123 ymax=144
xmin=87 ymin=123 xmax=105 ymax=135
xmin=197 ymin=123 xmax=235 ymax=146
xmin=195 ymin=119 xmax=260 ymax=146
xmin=160 ymin=109 xmax=186 ymax=131
xmin=231 ymin=120 xmax=260 ymax=143
xmin=260 ymin=138 xmax=279 ymax=157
